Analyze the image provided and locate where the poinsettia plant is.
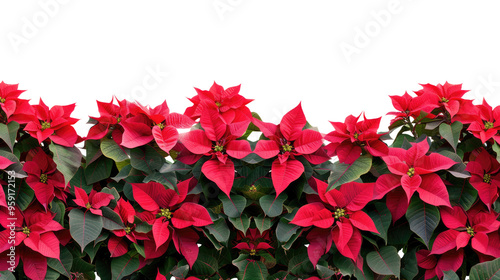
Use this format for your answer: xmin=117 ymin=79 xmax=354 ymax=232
xmin=1 ymin=81 xmax=500 ymax=280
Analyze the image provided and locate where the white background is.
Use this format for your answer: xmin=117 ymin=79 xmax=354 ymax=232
xmin=0 ymin=1 xmax=497 ymax=279
xmin=2 ymin=1 xmax=500 ymax=138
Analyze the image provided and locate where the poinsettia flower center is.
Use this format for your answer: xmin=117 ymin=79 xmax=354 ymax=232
xmin=22 ymin=226 xmax=30 ymax=237
xmin=125 ymin=226 xmax=132 ymax=235
xmin=155 ymin=122 xmax=165 ymax=130
xmin=282 ymin=143 xmax=293 ymax=152
xmin=213 ymin=145 xmax=224 ymax=152
xmin=248 ymin=185 xmax=257 ymax=192
xmin=484 ymin=121 xmax=494 ymax=130
xmin=215 ymin=101 xmax=222 ymax=107
xmin=483 ymin=173 xmax=492 ymax=184
xmin=440 ymin=97 xmax=449 ymax=103
xmin=85 ymin=202 xmax=92 ymax=209
xmin=40 ymin=173 xmax=48 ymax=184
xmin=353 ymin=132 xmax=359 ymax=139
xmin=250 ymin=249 xmax=256 ymax=256
xmin=466 ymin=226 xmax=475 ymax=237
xmin=41 ymin=121 xmax=51 ymax=130
xmin=407 ymin=167 xmax=415 ymax=177
xmin=116 ymin=116 xmax=121 ymax=123
xmin=159 ymin=208 xmax=172 ymax=219
xmin=334 ymin=208 xmax=347 ymax=219
xmin=0 ymin=97 xmax=5 ymax=103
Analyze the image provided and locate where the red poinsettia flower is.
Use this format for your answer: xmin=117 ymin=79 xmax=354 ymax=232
xmin=107 ymin=198 xmax=150 ymax=258
xmin=387 ymin=92 xmax=438 ymax=125
xmin=0 ymin=155 xmax=14 ymax=169
xmin=253 ymin=104 xmax=328 ymax=197
xmin=23 ymin=147 xmax=67 ymax=211
xmin=22 ymin=99 xmax=80 ymax=147
xmin=0 ymin=81 xmax=26 ymax=120
xmin=73 ymin=186 xmax=114 ymax=216
xmin=466 ymin=148 xmax=500 ymax=210
xmin=234 ymin=228 xmax=273 ymax=256
xmin=86 ymin=97 xmax=131 ymax=140
xmin=467 ymin=99 xmax=500 ymax=143
xmin=291 ymin=177 xmax=378 ymax=266
xmin=414 ymin=82 xmax=470 ymax=120
xmin=133 ymin=178 xmax=212 ymax=268
xmin=325 ymin=113 xmax=389 ymax=164
xmin=0 ymin=204 xmax=64 ymax=280
xmin=374 ymin=140 xmax=456 ymax=221
xmin=431 ymin=204 xmax=500 ymax=260
xmin=184 ymin=82 xmax=253 ymax=124
xmin=179 ymin=106 xmax=252 ymax=197
xmin=417 ymin=249 xmax=464 ymax=280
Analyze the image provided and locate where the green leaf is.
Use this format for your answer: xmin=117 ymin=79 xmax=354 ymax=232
xmin=493 ymin=142 xmax=500 ymax=163
xmin=235 ymin=259 xmax=269 ymax=280
xmin=469 ymin=257 xmax=500 ymax=280
xmin=111 ymin=254 xmax=140 ymax=280
xmin=0 ymin=121 xmax=19 ymax=151
xmin=259 ymin=193 xmax=287 ymax=217
xmin=366 ymin=202 xmax=392 ymax=244
xmin=443 ymin=270 xmax=460 ymax=280
xmin=0 ymin=149 xmax=25 ymax=177
xmin=50 ymin=198 xmax=66 ymax=227
xmin=69 ymin=167 xmax=92 ymax=194
xmin=0 ymin=271 xmax=16 ymax=280
xmin=47 ymin=246 xmax=73 ymax=278
xmin=49 ymin=143 xmax=82 ymax=185
xmin=101 ymin=206 xmax=125 ymax=230
xmin=229 ymin=213 xmax=251 ymax=233
xmin=68 ymin=208 xmax=103 ymax=252
xmin=218 ymin=194 xmax=247 ymax=218
xmin=288 ymin=251 xmax=314 ymax=275
xmin=401 ymin=247 xmax=418 ymax=280
xmin=276 ymin=217 xmax=300 ymax=243
xmin=328 ymin=155 xmax=372 ymax=190
xmin=192 ymin=247 xmax=220 ymax=275
xmin=130 ymin=145 xmax=164 ymax=173
xmin=205 ymin=217 xmax=230 ymax=243
xmin=101 ymin=138 xmax=129 ymax=162
xmin=406 ymin=196 xmax=440 ymax=248
xmin=17 ymin=180 xmax=34 ymax=211
xmin=448 ymin=176 xmax=477 ymax=211
xmin=144 ymin=171 xmax=177 ymax=190
xmin=366 ymin=246 xmax=401 ymax=278
xmin=254 ymin=214 xmax=274 ymax=234
xmin=84 ymin=156 xmax=113 ymax=184
xmin=439 ymin=122 xmax=463 ymax=151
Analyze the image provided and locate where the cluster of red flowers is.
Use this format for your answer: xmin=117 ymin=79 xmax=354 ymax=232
xmin=1 ymin=80 xmax=500 ymax=280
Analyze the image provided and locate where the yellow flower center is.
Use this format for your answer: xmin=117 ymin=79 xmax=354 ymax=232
xmin=40 ymin=174 xmax=48 ymax=184
xmin=282 ymin=143 xmax=293 ymax=152
xmin=0 ymin=97 xmax=5 ymax=103
xmin=41 ymin=121 xmax=51 ymax=130
xmin=484 ymin=173 xmax=492 ymax=184
xmin=125 ymin=226 xmax=132 ymax=235
xmin=334 ymin=208 xmax=347 ymax=219
xmin=156 ymin=122 xmax=165 ymax=130
xmin=213 ymin=145 xmax=224 ymax=152
xmin=407 ymin=167 xmax=415 ymax=177
xmin=466 ymin=226 xmax=475 ymax=237
xmin=116 ymin=117 xmax=121 ymax=123
xmin=159 ymin=208 xmax=172 ymax=219
xmin=85 ymin=202 xmax=92 ymax=209
xmin=215 ymin=101 xmax=222 ymax=107
xmin=22 ymin=227 xmax=30 ymax=237
xmin=248 ymin=185 xmax=257 ymax=192
xmin=440 ymin=97 xmax=449 ymax=103
xmin=250 ymin=249 xmax=256 ymax=256
xmin=484 ymin=121 xmax=494 ymax=130
xmin=353 ymin=132 xmax=359 ymax=139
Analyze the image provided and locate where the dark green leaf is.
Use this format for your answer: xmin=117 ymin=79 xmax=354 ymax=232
xmin=367 ymin=202 xmax=392 ymax=244
xmin=328 ymin=155 xmax=372 ymax=190
xmin=205 ymin=217 xmax=230 ymax=243
xmin=84 ymin=156 xmax=113 ymax=184
xmin=101 ymin=138 xmax=129 ymax=162
xmin=130 ymin=145 xmax=164 ymax=173
xmin=49 ymin=143 xmax=82 ymax=185
xmin=218 ymin=194 xmax=247 ymax=218
xmin=439 ymin=122 xmax=463 ymax=151
xmin=47 ymin=246 xmax=73 ymax=278
xmin=111 ymin=254 xmax=140 ymax=280
xmin=68 ymin=208 xmax=103 ymax=252
xmin=406 ymin=196 xmax=440 ymax=248
xmin=229 ymin=213 xmax=251 ymax=233
xmin=469 ymin=257 xmax=500 ymax=280
xmin=0 ymin=121 xmax=19 ymax=151
xmin=366 ymin=246 xmax=401 ymax=278
xmin=443 ymin=270 xmax=460 ymax=280
xmin=259 ymin=193 xmax=287 ymax=217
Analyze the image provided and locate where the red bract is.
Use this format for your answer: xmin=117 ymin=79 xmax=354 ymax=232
xmin=22 ymin=99 xmax=79 ymax=147
xmin=132 ymin=179 xmax=212 ymax=268
xmin=466 ymin=148 xmax=500 ymax=210
xmin=325 ymin=113 xmax=388 ymax=164
xmin=417 ymin=249 xmax=464 ymax=280
xmin=234 ymin=228 xmax=273 ymax=256
xmin=253 ymin=103 xmax=328 ymax=197
xmin=86 ymin=97 xmax=131 ymax=140
xmin=374 ymin=140 xmax=456 ymax=221
xmin=73 ymin=186 xmax=114 ymax=216
xmin=467 ymin=99 xmax=500 ymax=143
xmin=387 ymin=92 xmax=438 ymax=124
xmin=0 ymin=155 xmax=14 ymax=169
xmin=0 ymin=81 xmax=26 ymax=120
xmin=184 ymin=82 xmax=253 ymax=124
xmin=180 ymin=105 xmax=252 ymax=197
xmin=108 ymin=198 xmax=149 ymax=258
xmin=414 ymin=82 xmax=469 ymax=120
xmin=291 ymin=178 xmax=378 ymax=266
xmin=431 ymin=204 xmax=500 ymax=259
xmin=0 ymin=205 xmax=63 ymax=280
xmin=23 ymin=147 xmax=67 ymax=211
